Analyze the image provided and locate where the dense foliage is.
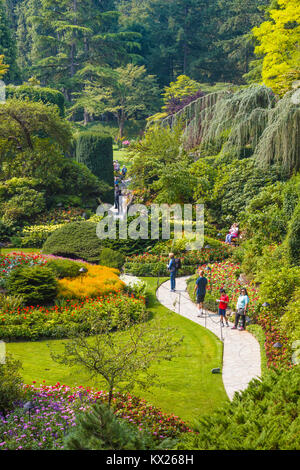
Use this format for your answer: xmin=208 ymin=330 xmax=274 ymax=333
xmin=177 ymin=366 xmax=300 ymax=450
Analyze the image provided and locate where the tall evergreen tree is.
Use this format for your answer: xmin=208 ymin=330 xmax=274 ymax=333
xmin=16 ymin=0 xmax=142 ymax=98
xmin=0 ymin=0 xmax=20 ymax=83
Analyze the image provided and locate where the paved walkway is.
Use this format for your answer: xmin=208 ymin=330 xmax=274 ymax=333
xmin=156 ymin=276 xmax=261 ymax=401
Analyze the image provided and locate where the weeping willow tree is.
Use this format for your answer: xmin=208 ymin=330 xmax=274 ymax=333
xmin=254 ymin=91 xmax=300 ymax=173
xmin=161 ymin=91 xmax=227 ymax=150
xmin=161 ymin=84 xmax=300 ymax=174
xmin=199 ymin=85 xmax=276 ymax=157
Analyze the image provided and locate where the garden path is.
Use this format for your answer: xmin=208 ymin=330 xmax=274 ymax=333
xmin=155 ymin=276 xmax=261 ymax=401
xmin=109 ymin=178 xmax=132 ymax=220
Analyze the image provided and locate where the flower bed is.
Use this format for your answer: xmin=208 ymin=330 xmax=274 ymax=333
xmin=124 ymin=246 xmax=232 ymax=277
xmin=0 ymin=292 xmax=146 ymax=341
xmin=0 ymin=252 xmax=48 ymax=287
xmin=0 ymin=383 xmax=192 ymax=450
xmin=58 ymin=264 xmax=125 ymax=299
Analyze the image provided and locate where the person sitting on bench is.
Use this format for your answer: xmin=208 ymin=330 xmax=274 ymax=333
xmin=225 ymin=223 xmax=239 ymax=244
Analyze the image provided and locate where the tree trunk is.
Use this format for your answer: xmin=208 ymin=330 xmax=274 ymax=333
xmin=84 ymin=109 xmax=91 ymax=125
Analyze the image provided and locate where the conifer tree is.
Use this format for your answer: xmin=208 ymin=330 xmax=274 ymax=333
xmin=0 ymin=0 xmax=20 ymax=83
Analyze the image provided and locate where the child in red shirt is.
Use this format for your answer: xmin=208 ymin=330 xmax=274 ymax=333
xmin=216 ymin=288 xmax=229 ymax=327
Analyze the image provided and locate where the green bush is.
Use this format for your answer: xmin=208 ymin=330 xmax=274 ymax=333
xmin=287 ymin=202 xmax=300 ymax=266
xmin=0 ymin=355 xmax=25 ymax=416
xmin=0 ymin=178 xmax=46 ymax=227
xmin=6 ymin=85 xmax=65 ymax=116
xmin=46 ymin=259 xmax=83 ymax=279
xmin=63 ymin=403 xmax=173 ymax=450
xmin=42 ymin=221 xmax=103 ymax=263
xmin=99 ymin=248 xmax=125 ymax=270
xmin=76 ymin=132 xmax=114 ymax=202
xmin=280 ymin=287 xmax=300 ymax=343
xmin=177 ymin=366 xmax=300 ymax=450
xmin=257 ymin=266 xmax=300 ymax=316
xmin=0 ymin=219 xmax=13 ymax=241
xmin=6 ymin=265 xmax=58 ymax=305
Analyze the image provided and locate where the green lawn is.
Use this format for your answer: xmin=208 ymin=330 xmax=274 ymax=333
xmin=6 ymin=277 xmax=228 ymax=424
xmin=1 ymin=248 xmax=41 ymax=255
xmin=113 ymin=148 xmax=133 ymax=169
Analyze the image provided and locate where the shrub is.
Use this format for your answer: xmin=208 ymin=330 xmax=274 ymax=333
xmin=76 ymin=132 xmax=114 ymax=202
xmin=6 ymin=265 xmax=58 ymax=305
xmin=0 ymin=355 xmax=25 ymax=417
xmin=42 ymin=221 xmax=103 ymax=262
xmin=258 ymin=266 xmax=300 ymax=316
xmin=99 ymin=248 xmax=125 ymax=270
xmin=280 ymin=287 xmax=300 ymax=343
xmin=176 ymin=366 xmax=300 ymax=450
xmin=6 ymin=84 xmax=65 ymax=116
xmin=287 ymin=202 xmax=300 ymax=266
xmin=1 ymin=189 xmax=46 ymax=226
xmin=21 ymin=224 xmax=64 ymax=247
xmin=46 ymin=258 xmax=83 ymax=279
xmin=63 ymin=403 xmax=173 ymax=450
xmin=0 ymin=219 xmax=13 ymax=241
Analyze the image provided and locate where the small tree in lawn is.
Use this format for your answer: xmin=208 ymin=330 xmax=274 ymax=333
xmin=51 ymin=312 xmax=183 ymax=406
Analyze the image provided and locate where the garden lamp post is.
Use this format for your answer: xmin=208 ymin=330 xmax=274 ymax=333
xmin=23 ymin=401 xmax=34 ymax=421
xmin=79 ymin=266 xmax=87 ymax=284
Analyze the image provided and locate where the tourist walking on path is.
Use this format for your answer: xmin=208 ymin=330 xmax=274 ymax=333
xmin=118 ymin=188 xmax=123 ymax=214
xmin=167 ymin=253 xmax=176 ymax=292
xmin=114 ymin=185 xmax=119 ymax=210
xmin=216 ymin=288 xmax=229 ymax=327
xmin=232 ymin=288 xmax=249 ymax=331
xmin=194 ymin=270 xmax=208 ymax=316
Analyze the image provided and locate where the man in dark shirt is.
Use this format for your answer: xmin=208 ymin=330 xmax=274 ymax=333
xmin=194 ymin=270 xmax=208 ymax=316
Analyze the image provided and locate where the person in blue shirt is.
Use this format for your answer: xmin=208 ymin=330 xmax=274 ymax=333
xmin=121 ymin=165 xmax=127 ymax=178
xmin=193 ymin=270 xmax=208 ymax=316
xmin=232 ymin=287 xmax=249 ymax=330
xmin=167 ymin=253 xmax=176 ymax=292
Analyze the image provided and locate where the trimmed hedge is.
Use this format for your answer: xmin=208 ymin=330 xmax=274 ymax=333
xmin=98 ymin=247 xmax=125 ymax=270
xmin=76 ymin=132 xmax=114 ymax=202
xmin=6 ymin=85 xmax=65 ymax=116
xmin=46 ymin=258 xmax=83 ymax=279
xmin=42 ymin=221 xmax=102 ymax=263
xmin=6 ymin=265 xmax=58 ymax=305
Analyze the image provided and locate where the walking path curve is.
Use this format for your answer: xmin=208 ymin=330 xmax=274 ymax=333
xmin=156 ymin=276 xmax=261 ymax=401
